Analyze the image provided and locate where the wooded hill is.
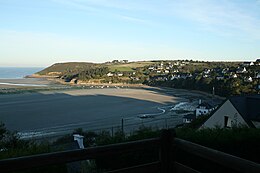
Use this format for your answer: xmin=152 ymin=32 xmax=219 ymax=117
xmin=36 ymin=60 xmax=260 ymax=97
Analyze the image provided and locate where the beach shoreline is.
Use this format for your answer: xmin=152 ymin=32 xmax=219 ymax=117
xmin=29 ymin=74 xmax=227 ymax=99
xmin=0 ymin=76 xmax=225 ymax=101
xmin=0 ymin=77 xmax=224 ymax=139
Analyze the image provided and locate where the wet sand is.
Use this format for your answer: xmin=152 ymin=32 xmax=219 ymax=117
xmin=0 ymin=78 xmax=69 ymax=95
xmin=0 ymin=78 xmax=52 ymax=86
xmin=0 ymin=79 xmax=223 ymax=139
xmin=0 ymin=87 xmax=185 ymax=137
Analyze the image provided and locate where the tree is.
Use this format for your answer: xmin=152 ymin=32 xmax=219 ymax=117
xmin=0 ymin=122 xmax=7 ymax=141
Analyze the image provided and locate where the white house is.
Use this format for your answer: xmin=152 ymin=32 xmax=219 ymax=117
xmin=173 ymin=62 xmax=180 ymax=66
xmin=242 ymin=67 xmax=247 ymax=73
xmin=164 ymin=70 xmax=169 ymax=74
xmin=195 ymin=100 xmax=214 ymax=117
xmin=256 ymin=59 xmax=260 ymax=65
xmin=170 ymin=75 xmax=179 ymax=80
xmin=232 ymin=74 xmax=238 ymax=78
xmin=183 ymin=114 xmax=196 ymax=124
xmin=216 ymin=76 xmax=224 ymax=80
xmin=173 ymin=69 xmax=179 ymax=73
xmin=201 ymin=95 xmax=260 ymax=129
xmin=107 ymin=72 xmax=114 ymax=77
xmin=244 ymin=76 xmax=253 ymax=82
xmin=204 ymin=69 xmax=211 ymax=74
xmin=242 ymin=62 xmax=254 ymax=66
xmin=237 ymin=67 xmax=247 ymax=73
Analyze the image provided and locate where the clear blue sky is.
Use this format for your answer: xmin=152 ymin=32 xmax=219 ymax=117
xmin=1 ymin=0 xmax=260 ymax=67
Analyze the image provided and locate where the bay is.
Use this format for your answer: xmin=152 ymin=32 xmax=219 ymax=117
xmin=0 ymin=67 xmax=43 ymax=79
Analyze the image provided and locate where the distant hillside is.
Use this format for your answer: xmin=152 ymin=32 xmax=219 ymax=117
xmin=33 ymin=60 xmax=260 ymax=97
xmin=36 ymin=61 xmax=154 ymax=76
xmin=35 ymin=61 xmax=155 ymax=84
xmin=36 ymin=62 xmax=98 ymax=76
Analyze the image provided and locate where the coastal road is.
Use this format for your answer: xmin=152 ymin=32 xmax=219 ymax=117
xmin=0 ymin=88 xmax=185 ymax=138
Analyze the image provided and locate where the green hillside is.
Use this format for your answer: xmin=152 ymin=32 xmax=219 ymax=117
xmin=106 ymin=61 xmax=154 ymax=72
xmin=36 ymin=61 xmax=154 ymax=75
xmin=33 ymin=60 xmax=260 ymax=97
xmin=37 ymin=62 xmax=97 ymax=76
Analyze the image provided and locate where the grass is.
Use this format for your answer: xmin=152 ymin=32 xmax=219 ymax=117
xmin=107 ymin=61 xmax=155 ymax=72
xmin=108 ymin=66 xmax=134 ymax=72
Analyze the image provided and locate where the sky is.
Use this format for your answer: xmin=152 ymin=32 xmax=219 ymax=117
xmin=1 ymin=0 xmax=260 ymax=67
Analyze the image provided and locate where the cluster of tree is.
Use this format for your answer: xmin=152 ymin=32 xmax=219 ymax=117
xmin=176 ymin=126 xmax=260 ymax=166
xmin=1 ymin=121 xmax=260 ymax=172
xmin=37 ymin=62 xmax=95 ymax=75
xmin=0 ymin=124 xmax=159 ymax=173
xmin=37 ymin=61 xmax=259 ymax=97
xmin=0 ymin=122 xmax=67 ymax=173
xmin=146 ymin=77 xmax=259 ymax=97
xmin=51 ymin=126 xmax=260 ymax=172
xmin=78 ymin=67 xmax=109 ymax=80
xmin=61 ymin=67 xmax=109 ymax=82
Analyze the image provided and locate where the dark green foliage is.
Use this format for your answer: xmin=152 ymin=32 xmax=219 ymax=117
xmin=78 ymin=67 xmax=109 ymax=80
xmin=0 ymin=122 xmax=7 ymax=141
xmin=93 ymin=130 xmax=112 ymax=145
xmin=36 ymin=61 xmax=260 ymax=95
xmin=0 ymin=122 xmax=51 ymax=159
xmin=37 ymin=62 xmax=95 ymax=75
xmin=2 ymin=121 xmax=260 ymax=172
xmin=147 ymin=76 xmax=258 ymax=97
xmin=0 ymin=123 xmax=65 ymax=173
xmin=127 ymin=126 xmax=160 ymax=141
xmin=61 ymin=73 xmax=78 ymax=82
xmin=176 ymin=127 xmax=260 ymax=163
xmin=37 ymin=62 xmax=109 ymax=82
xmin=94 ymin=127 xmax=159 ymax=171
xmin=184 ymin=114 xmax=210 ymax=129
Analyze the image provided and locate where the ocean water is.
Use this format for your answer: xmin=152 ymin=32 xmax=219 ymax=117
xmin=0 ymin=67 xmax=43 ymax=79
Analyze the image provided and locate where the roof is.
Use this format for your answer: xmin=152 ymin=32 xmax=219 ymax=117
xmin=183 ymin=114 xmax=196 ymax=119
xmin=229 ymin=95 xmax=260 ymax=127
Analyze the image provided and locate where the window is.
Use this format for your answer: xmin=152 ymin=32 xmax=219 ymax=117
xmin=224 ymin=116 xmax=231 ymax=128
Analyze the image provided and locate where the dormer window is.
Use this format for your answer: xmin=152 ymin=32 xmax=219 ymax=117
xmin=224 ymin=116 xmax=231 ymax=128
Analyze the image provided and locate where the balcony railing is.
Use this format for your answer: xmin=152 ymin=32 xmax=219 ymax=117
xmin=0 ymin=130 xmax=260 ymax=173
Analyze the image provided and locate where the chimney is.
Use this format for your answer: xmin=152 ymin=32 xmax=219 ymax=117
xmin=199 ymin=99 xmax=202 ymax=105
xmin=73 ymin=134 xmax=84 ymax=149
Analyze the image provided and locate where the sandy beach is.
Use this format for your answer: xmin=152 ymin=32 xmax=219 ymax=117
xmin=0 ymin=88 xmax=180 ymax=132
xmin=0 ymin=78 xmax=223 ymax=139
xmin=0 ymin=78 xmax=54 ymax=88
xmin=0 ymin=78 xmax=70 ymax=95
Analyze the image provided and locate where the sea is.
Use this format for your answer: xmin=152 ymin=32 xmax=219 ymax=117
xmin=0 ymin=67 xmax=43 ymax=79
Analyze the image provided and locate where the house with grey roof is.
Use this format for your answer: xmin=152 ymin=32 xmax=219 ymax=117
xmin=183 ymin=114 xmax=196 ymax=124
xmin=256 ymin=59 xmax=260 ymax=65
xmin=201 ymin=95 xmax=260 ymax=128
xmin=196 ymin=100 xmax=215 ymax=117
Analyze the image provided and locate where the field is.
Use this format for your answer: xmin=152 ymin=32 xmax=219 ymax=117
xmin=106 ymin=61 xmax=155 ymax=72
